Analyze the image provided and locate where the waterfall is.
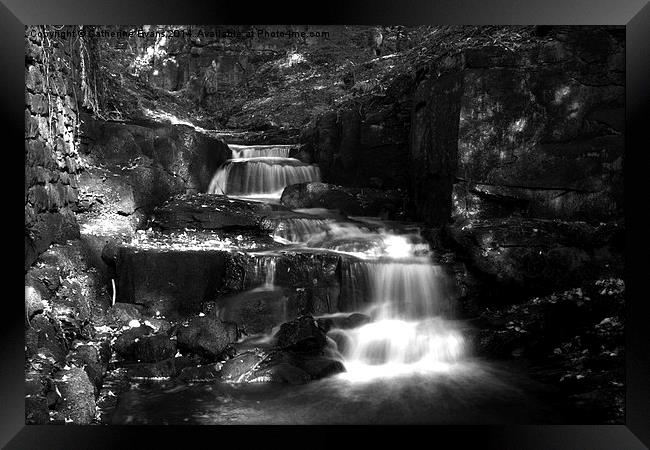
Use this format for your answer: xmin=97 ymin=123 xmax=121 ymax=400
xmin=264 ymin=257 xmax=276 ymax=287
xmin=208 ymin=145 xmax=320 ymax=198
xmin=207 ymin=143 xmax=466 ymax=382
xmin=330 ymin=247 xmax=466 ymax=381
xmin=252 ymin=255 xmax=277 ymax=289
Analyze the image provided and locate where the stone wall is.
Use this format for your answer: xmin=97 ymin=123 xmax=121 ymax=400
xmin=25 ymin=27 xmax=84 ymax=270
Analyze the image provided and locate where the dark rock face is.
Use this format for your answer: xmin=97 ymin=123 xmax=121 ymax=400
xmin=281 ymin=182 xmax=406 ymax=218
xmin=452 ymin=29 xmax=624 ymax=222
xmin=444 ymin=217 xmax=624 ymax=303
xmin=176 ymin=316 xmax=238 ymax=360
xmin=300 ymin=81 xmax=414 ymax=191
xmin=52 ymin=367 xmax=96 ymax=424
xmin=409 ymin=69 xmax=464 ymax=226
xmin=274 ymin=316 xmax=328 ymax=353
xmin=115 ymin=246 xmax=231 ymax=316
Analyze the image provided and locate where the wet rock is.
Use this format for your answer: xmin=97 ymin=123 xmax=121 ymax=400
xmin=177 ymin=363 xmax=223 ymax=382
xmin=113 ymin=325 xmax=155 ymax=360
xmin=176 ymin=316 xmax=238 ymax=360
xmin=52 ymin=367 xmax=96 ymax=424
xmin=317 ymin=313 xmax=371 ymax=332
xmin=281 ymin=182 xmax=406 ymax=218
xmin=220 ymin=351 xmax=265 ymax=382
xmin=220 ymin=288 xmax=289 ymax=335
xmin=252 ymin=362 xmax=311 ymax=385
xmin=25 ymin=396 xmax=49 ymax=424
xmin=133 ymin=334 xmax=177 ymax=363
xmin=274 ymin=315 xmax=327 ymax=353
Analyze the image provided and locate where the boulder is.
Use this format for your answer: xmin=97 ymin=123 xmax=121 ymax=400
xmin=274 ymin=316 xmax=327 ymax=353
xmin=176 ymin=316 xmax=238 ymax=360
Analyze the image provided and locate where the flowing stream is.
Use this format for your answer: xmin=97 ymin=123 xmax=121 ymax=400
xmin=109 ymin=143 xmax=565 ymax=424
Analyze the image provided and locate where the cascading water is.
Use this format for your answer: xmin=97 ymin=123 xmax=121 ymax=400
xmin=208 ymin=144 xmax=467 ymax=382
xmin=330 ymin=260 xmax=466 ymax=381
xmin=270 ymin=217 xmax=332 ymax=243
xmin=208 ymin=144 xmax=320 ymax=199
xmin=110 ymin=142 xmax=556 ymax=425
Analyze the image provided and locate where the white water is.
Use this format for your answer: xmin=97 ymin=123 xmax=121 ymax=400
xmin=208 ymin=145 xmax=320 ymax=198
xmin=208 ymin=143 xmax=467 ymax=383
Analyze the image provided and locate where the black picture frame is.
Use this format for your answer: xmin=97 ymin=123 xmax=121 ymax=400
xmin=4 ymin=0 xmax=649 ymax=448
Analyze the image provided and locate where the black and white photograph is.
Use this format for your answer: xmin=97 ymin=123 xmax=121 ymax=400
xmin=23 ymin=22 xmax=632 ymax=428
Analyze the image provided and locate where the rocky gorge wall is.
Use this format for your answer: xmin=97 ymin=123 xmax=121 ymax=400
xmin=452 ymin=27 xmax=624 ymax=221
xmin=25 ymin=29 xmax=84 ymax=270
xmin=302 ymin=26 xmax=625 ymax=226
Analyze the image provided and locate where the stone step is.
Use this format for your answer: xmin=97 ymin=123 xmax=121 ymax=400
xmin=113 ymin=238 xmax=368 ymax=320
